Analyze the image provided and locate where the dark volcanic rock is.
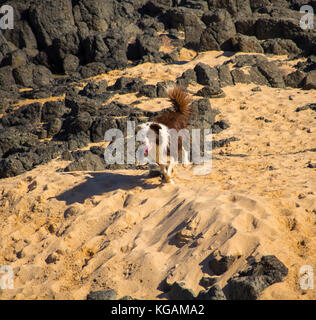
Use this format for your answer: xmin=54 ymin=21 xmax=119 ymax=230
xmin=199 ymin=276 xmax=219 ymax=289
xmin=0 ymin=137 xmax=67 ymax=178
xmin=90 ymin=146 xmax=106 ymax=158
xmin=64 ymin=151 xmax=106 ymax=172
xmin=20 ymin=87 xmax=58 ymax=100
xmin=261 ymin=39 xmax=301 ymax=56
xmin=184 ymin=19 xmax=205 ymax=51
xmin=60 ymin=150 xmax=74 ymax=162
xmin=73 ymin=0 xmax=115 ymax=33
xmin=249 ymin=67 xmax=270 ymax=86
xmin=164 ymin=8 xmax=203 ymax=30
xmin=161 ymin=9 xmax=206 ymax=51
xmin=13 ymin=64 xmax=53 ymax=88
xmin=209 ymin=253 xmax=236 ymax=276
xmin=0 ymin=32 xmax=14 ymax=64
xmin=140 ymin=0 xmax=172 ymax=17
xmin=32 ymin=65 xmax=54 ymax=87
xmin=188 ymin=98 xmax=219 ymax=129
xmin=28 ymin=0 xmax=77 ymax=50
xmin=101 ymin=101 xmax=141 ymax=118
xmin=285 ymin=70 xmax=306 ymax=88
xmin=196 ymin=86 xmax=226 ymax=98
xmin=68 ymin=112 xmax=93 ymax=134
xmin=134 ymin=31 xmax=161 ymax=60
xmin=80 ymin=62 xmax=108 ymax=78
xmin=0 ymin=66 xmax=16 ymax=90
xmin=212 ymin=120 xmax=230 ymax=134
xmin=66 ymin=131 xmax=91 ymax=151
xmin=156 ymin=81 xmax=176 ymax=98
xmin=63 ymin=54 xmax=80 ymax=73
xmin=138 ymin=84 xmax=157 ymax=98
xmin=111 ymin=77 xmax=146 ymax=93
xmin=162 ymin=48 xmax=181 ymax=64
xmin=90 ymin=118 xmax=118 ymax=143
xmin=1 ymin=50 xmax=28 ymax=69
xmin=231 ymin=69 xmax=251 ymax=84
xmin=225 ymin=255 xmax=288 ymax=300
xmin=82 ymin=29 xmax=129 ymax=70
xmin=36 ymin=129 xmax=48 ymax=140
xmin=197 ymin=285 xmax=227 ymax=300
xmin=207 ymin=0 xmax=252 ymax=16
xmin=0 ymin=157 xmax=26 ymax=178
xmin=42 ymin=101 xmax=68 ymax=122
xmin=0 ymin=128 xmax=38 ymax=158
xmin=177 ymin=69 xmax=197 ymax=87
xmin=303 ymin=71 xmax=316 ymax=90
xmin=79 ymin=80 xmax=108 ymax=98
xmin=230 ymin=54 xmax=268 ymax=68
xmin=12 ymin=64 xmax=34 ymax=87
xmin=165 ymin=280 xmax=227 ymax=300
xmin=295 ymin=103 xmax=316 ymax=112
xmin=212 ymin=137 xmax=239 ymax=149
xmin=87 ymin=289 xmax=117 ymax=300
xmin=51 ymin=31 xmax=81 ymax=68
xmin=295 ymin=56 xmax=316 ymax=73
xmin=256 ymin=61 xmax=285 ymax=88
xmin=230 ymin=34 xmax=264 ymax=53
xmin=1 ymin=103 xmax=42 ymax=127
xmin=168 ymin=282 xmax=196 ymax=300
xmin=235 ymin=15 xmax=316 ymax=55
xmin=217 ymin=65 xmax=234 ymax=87
xmin=65 ymin=95 xmax=99 ymax=116
xmin=194 ymin=62 xmax=219 ymax=86
xmin=47 ymin=118 xmax=63 ymax=137
xmin=199 ymin=9 xmax=236 ymax=51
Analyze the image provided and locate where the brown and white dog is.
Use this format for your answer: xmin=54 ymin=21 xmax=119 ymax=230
xmin=137 ymin=86 xmax=191 ymax=184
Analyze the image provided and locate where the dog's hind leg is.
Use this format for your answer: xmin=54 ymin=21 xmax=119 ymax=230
xmin=159 ymin=164 xmax=168 ymax=182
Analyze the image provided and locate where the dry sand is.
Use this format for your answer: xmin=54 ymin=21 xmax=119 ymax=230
xmin=0 ymin=50 xmax=316 ymax=300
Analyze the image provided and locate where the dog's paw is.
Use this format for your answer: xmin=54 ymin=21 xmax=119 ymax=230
xmin=182 ymin=161 xmax=191 ymax=168
xmin=161 ymin=178 xmax=175 ymax=185
xmin=163 ymin=174 xmax=175 ymax=184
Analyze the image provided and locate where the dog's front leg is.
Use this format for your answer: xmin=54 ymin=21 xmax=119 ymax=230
xmin=160 ymin=164 xmax=173 ymax=184
xmin=183 ymin=148 xmax=190 ymax=168
xmin=162 ymin=159 xmax=175 ymax=184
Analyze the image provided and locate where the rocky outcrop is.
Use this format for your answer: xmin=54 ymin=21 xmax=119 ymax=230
xmin=161 ymin=255 xmax=288 ymax=300
xmin=0 ymin=0 xmax=315 ymax=88
xmin=225 ymin=255 xmax=288 ymax=300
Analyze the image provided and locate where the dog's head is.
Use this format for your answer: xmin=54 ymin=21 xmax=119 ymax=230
xmin=136 ymin=122 xmax=168 ymax=157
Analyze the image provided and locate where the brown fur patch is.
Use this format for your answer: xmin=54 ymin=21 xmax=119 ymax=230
xmin=153 ymin=86 xmax=191 ymax=131
xmin=152 ymin=86 xmax=191 ymax=156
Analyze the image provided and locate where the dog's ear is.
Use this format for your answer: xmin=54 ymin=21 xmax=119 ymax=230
xmin=135 ymin=125 xmax=141 ymax=134
xmin=149 ymin=123 xmax=161 ymax=135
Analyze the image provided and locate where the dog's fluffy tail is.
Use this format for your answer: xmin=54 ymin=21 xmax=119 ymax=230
xmin=168 ymin=86 xmax=191 ymax=117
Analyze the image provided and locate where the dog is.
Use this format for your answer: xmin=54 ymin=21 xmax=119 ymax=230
xmin=136 ymin=86 xmax=191 ymax=184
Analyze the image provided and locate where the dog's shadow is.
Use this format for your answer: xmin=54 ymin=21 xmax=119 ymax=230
xmin=54 ymin=171 xmax=160 ymax=205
